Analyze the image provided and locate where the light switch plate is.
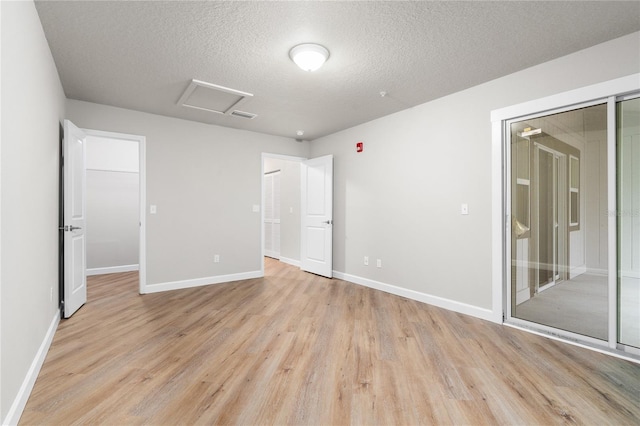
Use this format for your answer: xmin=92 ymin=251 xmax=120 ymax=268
xmin=461 ymin=203 xmax=468 ymax=215
xmin=252 ymin=204 xmax=260 ymax=212
xmin=150 ymin=205 xmax=157 ymax=214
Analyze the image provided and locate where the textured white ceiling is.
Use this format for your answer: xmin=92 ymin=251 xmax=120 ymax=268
xmin=35 ymin=1 xmax=640 ymax=141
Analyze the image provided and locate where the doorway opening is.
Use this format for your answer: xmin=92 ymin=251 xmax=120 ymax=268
xmin=60 ymin=126 xmax=146 ymax=317
xmin=261 ymin=153 xmax=305 ymax=272
xmin=260 ymin=153 xmax=335 ymax=279
xmin=85 ymin=133 xmax=140 ymax=276
xmin=83 ymin=129 xmax=147 ymax=294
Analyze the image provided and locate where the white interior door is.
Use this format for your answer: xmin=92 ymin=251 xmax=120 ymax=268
xmin=63 ymin=119 xmax=87 ymax=318
xmin=300 ymin=155 xmax=333 ymax=278
xmin=264 ymin=171 xmax=281 ymax=259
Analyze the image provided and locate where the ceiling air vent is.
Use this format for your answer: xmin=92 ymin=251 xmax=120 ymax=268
xmin=230 ymin=110 xmax=257 ymax=119
xmin=177 ymin=79 xmax=253 ymax=115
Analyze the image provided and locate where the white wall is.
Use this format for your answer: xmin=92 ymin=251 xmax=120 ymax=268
xmin=264 ymin=157 xmax=301 ymax=263
xmin=310 ymin=32 xmax=640 ymax=316
xmin=1 ymin=1 xmax=66 ymax=422
xmin=86 ymin=136 xmax=139 ymax=172
xmin=86 ymin=136 xmax=139 ymax=273
xmin=66 ymin=100 xmax=310 ymax=291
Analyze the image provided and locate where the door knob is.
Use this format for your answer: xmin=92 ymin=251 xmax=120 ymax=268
xmin=323 ymin=220 xmax=333 ymax=225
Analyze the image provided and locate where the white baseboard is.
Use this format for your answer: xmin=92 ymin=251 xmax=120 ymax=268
xmin=86 ymin=264 xmax=139 ymax=276
xmin=332 ymin=271 xmax=497 ymax=323
xmin=516 ymin=288 xmax=530 ymax=305
xmin=620 ymin=270 xmax=640 ymax=279
xmin=144 ymin=270 xmax=263 ymax=294
xmin=570 ymin=265 xmax=587 ymax=279
xmin=279 ymin=257 xmax=300 ymax=267
xmin=586 ymin=268 xmax=608 ymax=276
xmin=3 ymin=310 xmax=60 ymax=426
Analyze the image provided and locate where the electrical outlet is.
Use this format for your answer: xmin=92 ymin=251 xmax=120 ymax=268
xmin=214 ymin=254 xmax=220 ymax=263
xmin=376 ymin=259 xmax=382 ymax=268
xmin=364 ymin=256 xmax=369 ymax=266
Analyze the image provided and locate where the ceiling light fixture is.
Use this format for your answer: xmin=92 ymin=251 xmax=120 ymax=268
xmin=289 ymin=43 xmax=329 ymax=72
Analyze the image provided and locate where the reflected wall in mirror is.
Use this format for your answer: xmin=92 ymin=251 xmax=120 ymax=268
xmin=617 ymin=97 xmax=640 ymax=349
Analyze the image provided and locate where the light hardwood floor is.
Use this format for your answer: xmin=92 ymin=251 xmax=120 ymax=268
xmin=20 ymin=258 xmax=640 ymax=425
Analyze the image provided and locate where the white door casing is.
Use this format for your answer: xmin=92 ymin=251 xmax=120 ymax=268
xmin=300 ymin=155 xmax=333 ymax=278
xmin=63 ymin=119 xmax=87 ymax=318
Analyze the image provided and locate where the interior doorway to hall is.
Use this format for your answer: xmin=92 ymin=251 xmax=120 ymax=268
xmin=60 ymin=125 xmax=146 ymax=318
xmin=85 ymin=132 xmax=141 ymax=277
xmin=262 ymin=154 xmax=304 ymax=266
xmin=262 ymin=153 xmax=334 ymax=279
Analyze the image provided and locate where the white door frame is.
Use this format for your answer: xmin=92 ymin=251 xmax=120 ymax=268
xmin=83 ymin=129 xmax=147 ymax=294
xmin=260 ymin=153 xmax=306 ymax=276
xmin=491 ymin=74 xmax=640 ymax=357
xmin=533 ymin=143 xmax=567 ymax=293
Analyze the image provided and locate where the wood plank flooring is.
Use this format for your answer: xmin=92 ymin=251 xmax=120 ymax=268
xmin=20 ymin=258 xmax=640 ymax=425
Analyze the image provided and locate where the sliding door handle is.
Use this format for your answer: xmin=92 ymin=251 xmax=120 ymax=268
xmin=60 ymin=225 xmax=82 ymax=232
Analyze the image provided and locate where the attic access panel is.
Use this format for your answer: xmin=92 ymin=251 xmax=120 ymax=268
xmin=177 ymin=79 xmax=253 ymax=115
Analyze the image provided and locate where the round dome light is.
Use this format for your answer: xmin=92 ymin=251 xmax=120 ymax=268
xmin=289 ymin=43 xmax=329 ymax=72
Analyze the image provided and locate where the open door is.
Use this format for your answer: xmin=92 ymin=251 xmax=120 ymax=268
xmin=300 ymin=155 xmax=333 ymax=278
xmin=63 ymin=119 xmax=87 ymax=318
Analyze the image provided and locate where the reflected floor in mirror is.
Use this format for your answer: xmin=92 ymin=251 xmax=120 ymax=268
xmin=515 ymin=273 xmax=608 ymax=340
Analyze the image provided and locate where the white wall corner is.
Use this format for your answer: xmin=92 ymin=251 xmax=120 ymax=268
xmin=144 ymin=270 xmax=263 ymax=294
xmin=332 ymin=271 xmax=497 ymax=323
xmin=3 ymin=311 xmax=60 ymax=426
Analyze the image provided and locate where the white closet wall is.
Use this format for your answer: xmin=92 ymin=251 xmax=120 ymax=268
xmin=86 ymin=136 xmax=139 ymax=275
